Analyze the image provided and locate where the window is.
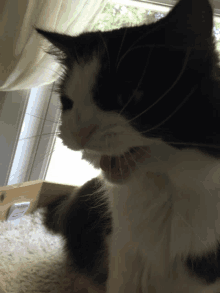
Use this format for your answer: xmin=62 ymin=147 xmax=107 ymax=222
xmin=0 ymin=90 xmax=30 ymax=186
xmin=4 ymin=0 xmax=220 ymax=187
xmin=7 ymin=83 xmax=61 ymax=185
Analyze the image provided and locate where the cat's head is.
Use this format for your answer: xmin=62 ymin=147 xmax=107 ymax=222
xmin=36 ymin=0 xmax=220 ymax=182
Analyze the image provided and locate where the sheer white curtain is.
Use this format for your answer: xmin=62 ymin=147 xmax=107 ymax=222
xmin=0 ymin=0 xmax=108 ymax=91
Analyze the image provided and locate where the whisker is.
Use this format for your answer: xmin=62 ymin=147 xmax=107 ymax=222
xmin=116 ymin=18 xmax=169 ymax=69
xmin=25 ymin=113 xmax=61 ymax=124
xmin=117 ymin=4 xmax=211 ymax=72
xmin=127 ymin=149 xmax=140 ymax=174
xmin=176 ymin=212 xmax=208 ymax=250
xmin=140 ymin=85 xmax=198 ymax=134
xmin=98 ymin=128 xmax=220 ymax=152
xmin=138 ymin=146 xmax=162 ymax=163
xmin=117 ymin=43 xmax=190 ymax=73
xmin=74 ymin=46 xmax=80 ymax=65
xmin=118 ymin=45 xmax=155 ymax=116
xmin=116 ymin=27 xmax=127 ymax=69
xmin=98 ymin=31 xmax=110 ymax=74
xmin=116 ymin=42 xmax=207 ymax=74
xmin=105 ymin=137 xmax=111 ymax=176
xmin=118 ymin=154 xmax=124 ymax=183
xmin=125 ymin=48 xmax=192 ymax=125
xmin=122 ymin=151 xmax=145 ymax=196
xmin=120 ymin=153 xmax=128 ymax=183
xmin=152 ymin=141 xmax=220 ymax=150
xmin=19 ymin=132 xmax=61 ymax=141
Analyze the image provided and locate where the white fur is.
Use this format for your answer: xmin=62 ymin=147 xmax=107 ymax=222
xmin=104 ymin=154 xmax=220 ymax=293
xmin=59 ymin=56 xmax=220 ymax=292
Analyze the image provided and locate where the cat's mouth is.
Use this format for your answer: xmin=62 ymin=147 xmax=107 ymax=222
xmin=100 ymin=146 xmax=151 ymax=180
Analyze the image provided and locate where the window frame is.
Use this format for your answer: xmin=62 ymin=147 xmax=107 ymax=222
xmin=0 ymin=90 xmax=30 ymax=186
xmin=111 ymin=0 xmax=220 ymax=18
xmin=1 ymin=83 xmax=61 ymax=186
xmin=8 ymin=82 xmax=61 ymax=185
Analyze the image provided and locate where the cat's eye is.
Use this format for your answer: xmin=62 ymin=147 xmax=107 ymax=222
xmin=60 ymin=95 xmax=74 ymax=111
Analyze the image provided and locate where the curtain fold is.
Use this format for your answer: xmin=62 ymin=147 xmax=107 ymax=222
xmin=0 ymin=0 xmax=108 ymax=91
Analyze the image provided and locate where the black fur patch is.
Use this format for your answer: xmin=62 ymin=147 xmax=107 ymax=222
xmin=43 ymin=194 xmax=69 ymax=234
xmin=43 ymin=177 xmax=112 ymax=285
xmin=185 ymin=245 xmax=220 ymax=284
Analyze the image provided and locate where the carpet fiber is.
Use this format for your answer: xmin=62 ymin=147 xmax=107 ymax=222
xmin=0 ymin=208 xmax=76 ymax=293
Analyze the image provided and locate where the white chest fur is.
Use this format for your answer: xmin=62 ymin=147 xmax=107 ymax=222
xmin=103 ymin=149 xmax=220 ymax=292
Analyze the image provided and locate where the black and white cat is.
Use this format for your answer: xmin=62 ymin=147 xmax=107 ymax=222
xmin=36 ymin=0 xmax=220 ymax=292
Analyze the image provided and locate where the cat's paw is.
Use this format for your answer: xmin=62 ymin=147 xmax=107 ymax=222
xmin=42 ymin=194 xmax=69 ymax=234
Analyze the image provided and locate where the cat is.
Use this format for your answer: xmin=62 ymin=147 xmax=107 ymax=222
xmin=36 ymin=0 xmax=220 ymax=292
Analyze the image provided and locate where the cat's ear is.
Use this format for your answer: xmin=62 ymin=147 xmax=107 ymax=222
xmin=35 ymin=28 xmax=76 ymax=58
xmin=165 ymin=0 xmax=213 ymax=47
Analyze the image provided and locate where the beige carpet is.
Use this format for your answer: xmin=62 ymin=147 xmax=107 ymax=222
xmin=0 ymin=208 xmax=76 ymax=293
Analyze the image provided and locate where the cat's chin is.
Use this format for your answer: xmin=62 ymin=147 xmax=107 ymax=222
xmin=101 ymin=169 xmax=133 ymax=185
xmin=82 ymin=146 xmax=151 ymax=184
xmin=100 ymin=146 xmax=151 ymax=184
